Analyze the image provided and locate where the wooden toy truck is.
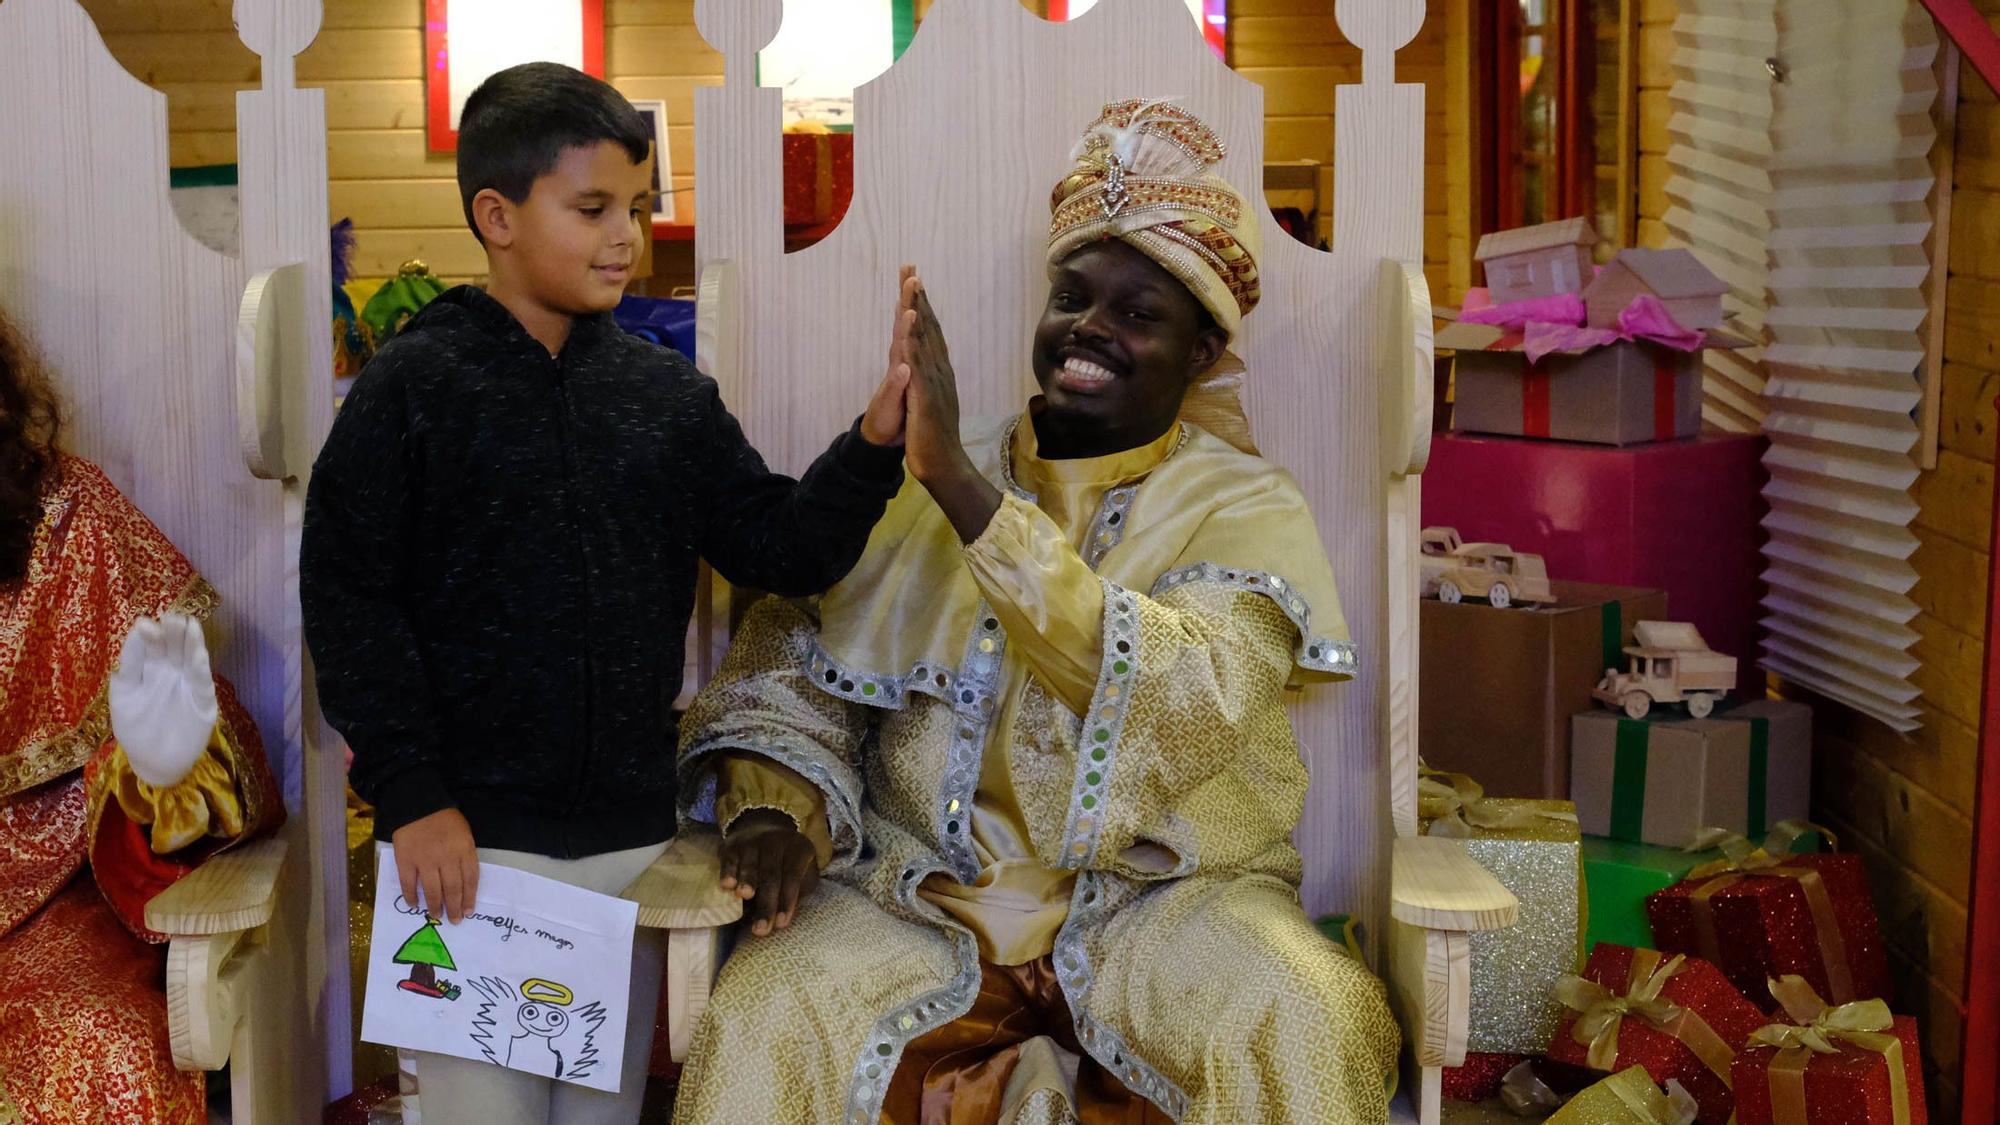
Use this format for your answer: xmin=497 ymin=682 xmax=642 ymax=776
xmin=1593 ymin=621 xmax=1738 ymax=718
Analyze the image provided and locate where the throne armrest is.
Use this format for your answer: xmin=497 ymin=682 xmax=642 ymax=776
xmin=620 ymin=831 xmax=745 ymax=1064
xmin=145 ymin=836 xmax=287 ymax=936
xmin=143 ymin=837 xmax=288 ymax=1072
xmin=1387 ymin=836 xmax=1517 ymax=1124
xmin=1389 ymin=835 xmax=1515 ymax=932
xmin=620 ymin=831 xmax=746 ymax=930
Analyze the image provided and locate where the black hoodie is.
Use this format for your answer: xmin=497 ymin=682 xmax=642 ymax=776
xmin=302 ymin=286 xmax=902 ymax=857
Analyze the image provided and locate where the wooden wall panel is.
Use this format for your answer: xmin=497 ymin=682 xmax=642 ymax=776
xmin=1802 ymin=15 xmax=2000 ymax=1112
xmin=1232 ymin=0 xmax=1459 ymax=299
xmin=82 ymin=0 xmax=712 ymax=282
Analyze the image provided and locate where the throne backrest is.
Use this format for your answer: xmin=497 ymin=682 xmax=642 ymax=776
xmin=0 ymin=0 xmax=340 ymax=1104
xmin=691 ymin=0 xmax=1429 ymax=926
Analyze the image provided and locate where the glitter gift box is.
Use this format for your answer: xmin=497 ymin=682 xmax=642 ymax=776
xmin=1548 ymin=1066 xmax=1699 ymax=1124
xmin=781 ymin=132 xmax=854 ymax=227
xmin=1546 ymin=945 xmax=1767 ymax=1125
xmin=1646 ymin=851 xmax=1891 ymax=1013
xmin=1442 ymin=1052 xmax=1530 ymax=1102
xmin=1730 ymin=977 xmax=1927 ymax=1125
xmin=1419 ymin=774 xmax=1584 ymax=1054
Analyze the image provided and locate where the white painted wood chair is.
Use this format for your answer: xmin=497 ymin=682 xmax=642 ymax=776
xmin=623 ymin=1 xmax=1519 ymax=1120
xmin=0 ymin=1 xmax=344 ymax=1120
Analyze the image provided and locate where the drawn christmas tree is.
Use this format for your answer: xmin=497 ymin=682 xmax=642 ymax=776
xmin=394 ymin=919 xmax=461 ymax=1000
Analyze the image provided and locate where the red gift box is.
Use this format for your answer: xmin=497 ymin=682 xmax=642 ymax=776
xmin=1421 ymin=431 xmax=1765 ymax=699
xmin=1646 ymin=851 xmax=1892 ymax=1013
xmin=781 ymin=132 xmax=854 ymax=228
xmin=1442 ymin=1051 xmax=1529 ymax=1101
xmin=1547 ymin=945 xmax=1768 ymax=1124
xmin=1731 ymin=977 xmax=1926 ymax=1125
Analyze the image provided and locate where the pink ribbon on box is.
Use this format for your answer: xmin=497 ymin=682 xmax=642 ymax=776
xmin=1467 ymin=293 xmax=1708 ymax=364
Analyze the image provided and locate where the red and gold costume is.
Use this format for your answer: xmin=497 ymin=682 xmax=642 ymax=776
xmin=0 ymin=455 xmax=283 ymax=1123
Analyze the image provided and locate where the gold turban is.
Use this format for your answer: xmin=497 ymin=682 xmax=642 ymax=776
xmin=1047 ymin=98 xmax=1262 ymax=340
xmin=1047 ymin=99 xmax=1264 ymax=452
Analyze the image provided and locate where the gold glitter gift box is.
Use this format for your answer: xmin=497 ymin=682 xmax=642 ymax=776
xmin=1419 ymin=769 xmax=1586 ymax=1054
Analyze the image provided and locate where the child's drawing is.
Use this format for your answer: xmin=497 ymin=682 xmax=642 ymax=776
xmin=465 ymin=976 xmax=609 ymax=1081
xmin=393 ymin=918 xmax=463 ymax=1000
xmin=360 ymin=846 xmax=638 ymax=1093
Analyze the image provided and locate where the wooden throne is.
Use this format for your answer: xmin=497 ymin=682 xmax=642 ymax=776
xmin=619 ymin=1 xmax=1519 ymax=1121
xmin=0 ymin=0 xmax=345 ymax=1119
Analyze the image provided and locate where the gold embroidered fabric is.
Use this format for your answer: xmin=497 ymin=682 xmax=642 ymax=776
xmin=680 ymin=411 xmax=1394 ymax=1122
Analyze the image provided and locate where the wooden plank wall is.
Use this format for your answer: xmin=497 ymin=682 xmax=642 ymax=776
xmin=1805 ymin=18 xmax=1997 ymax=1117
xmin=85 ymin=0 xmax=1449 ymax=292
xmin=77 ymin=0 xmax=715 ymax=282
xmin=1230 ymin=0 xmax=1462 ymax=303
xmin=1635 ymin=0 xmax=1674 ymax=247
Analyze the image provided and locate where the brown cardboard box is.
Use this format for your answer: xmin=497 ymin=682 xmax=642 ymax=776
xmin=1420 ymin=580 xmax=1668 ymax=799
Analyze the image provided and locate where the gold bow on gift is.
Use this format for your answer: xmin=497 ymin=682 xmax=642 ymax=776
xmin=1748 ymin=975 xmax=1910 ymax=1125
xmin=1679 ymin=819 xmax=1854 ymax=1003
xmin=1682 ymin=819 xmax=1837 ymax=876
xmin=1418 ymin=765 xmax=1579 ymax=838
xmin=1556 ymin=949 xmax=1738 ymax=1088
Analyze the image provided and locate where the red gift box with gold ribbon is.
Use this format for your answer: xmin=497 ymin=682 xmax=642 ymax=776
xmin=782 ymin=132 xmax=854 ymax=228
xmin=1731 ymin=976 xmax=1927 ymax=1125
xmin=1546 ymin=945 xmax=1769 ymax=1124
xmin=1644 ymin=830 xmax=1892 ymax=1015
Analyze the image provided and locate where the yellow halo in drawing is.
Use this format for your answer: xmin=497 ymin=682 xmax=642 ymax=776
xmin=520 ymin=978 xmax=574 ymax=1006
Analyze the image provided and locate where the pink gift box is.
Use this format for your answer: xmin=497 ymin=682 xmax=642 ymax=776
xmin=1421 ymin=432 xmax=1766 ymax=699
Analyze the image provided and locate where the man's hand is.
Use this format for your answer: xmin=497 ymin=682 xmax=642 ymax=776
xmin=718 ymin=809 xmax=821 ymax=936
xmin=858 ymin=266 xmax=920 ymax=446
xmin=895 ymin=271 xmax=1002 ymax=541
xmin=391 ymin=808 xmax=479 ymax=923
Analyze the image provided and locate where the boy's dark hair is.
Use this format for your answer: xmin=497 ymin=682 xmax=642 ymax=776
xmin=455 ymin=62 xmax=653 ymax=242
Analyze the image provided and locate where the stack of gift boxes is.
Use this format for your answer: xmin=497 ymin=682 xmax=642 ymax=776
xmin=1408 ymin=219 xmax=1926 ymax=1123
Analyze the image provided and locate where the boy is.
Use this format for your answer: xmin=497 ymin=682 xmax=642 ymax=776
xmin=301 ymin=62 xmax=909 ymax=1123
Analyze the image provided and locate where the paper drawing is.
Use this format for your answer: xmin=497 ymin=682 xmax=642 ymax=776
xmin=359 ymin=846 xmax=638 ymax=1092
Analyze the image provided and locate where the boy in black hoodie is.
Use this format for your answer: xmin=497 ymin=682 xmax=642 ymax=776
xmin=301 ymin=62 xmax=909 ymax=1120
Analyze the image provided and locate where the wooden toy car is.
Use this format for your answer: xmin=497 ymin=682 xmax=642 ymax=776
xmin=1419 ymin=526 xmax=1556 ymax=609
xmin=1593 ymin=621 xmax=1738 ymax=718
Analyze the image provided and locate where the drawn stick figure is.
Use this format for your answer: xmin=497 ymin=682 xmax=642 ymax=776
xmin=505 ymin=979 xmax=574 ymax=1077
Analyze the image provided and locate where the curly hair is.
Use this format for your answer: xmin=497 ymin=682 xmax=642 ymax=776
xmin=0 ymin=311 xmax=64 ymax=585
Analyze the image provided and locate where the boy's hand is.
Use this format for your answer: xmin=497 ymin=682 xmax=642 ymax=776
xmin=391 ymin=808 xmax=479 ymax=923
xmin=858 ymin=266 xmax=920 ymax=447
xmin=718 ymin=810 xmax=820 ymax=937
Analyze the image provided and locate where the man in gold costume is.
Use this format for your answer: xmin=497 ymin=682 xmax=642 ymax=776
xmin=672 ymin=100 xmax=1399 ymax=1124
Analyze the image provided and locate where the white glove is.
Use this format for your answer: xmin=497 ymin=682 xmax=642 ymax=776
xmin=109 ymin=614 xmax=220 ymax=788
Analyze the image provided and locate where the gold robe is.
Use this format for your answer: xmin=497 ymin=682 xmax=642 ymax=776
xmin=675 ymin=413 xmax=1399 ymax=1124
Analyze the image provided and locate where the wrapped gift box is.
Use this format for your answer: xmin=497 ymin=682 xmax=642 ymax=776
xmin=1582 ymin=836 xmax=1722 ymax=951
xmin=1423 ymin=432 xmax=1765 ymax=699
xmin=1646 ymin=852 xmax=1892 ymax=1013
xmin=781 ymin=132 xmax=854 ymax=227
xmin=1571 ymin=700 xmax=1812 ymax=846
xmin=1442 ymin=1052 xmax=1529 ymax=1102
xmin=1549 ymin=1066 xmax=1698 ymax=1125
xmin=1422 ymin=581 xmax=1668 ymax=798
xmin=1442 ymin=324 xmax=1708 ymax=446
xmin=1547 ymin=945 xmax=1768 ymax=1124
xmin=1420 ymin=789 xmax=1584 ymax=1054
xmin=1731 ymin=978 xmax=1926 ymax=1125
